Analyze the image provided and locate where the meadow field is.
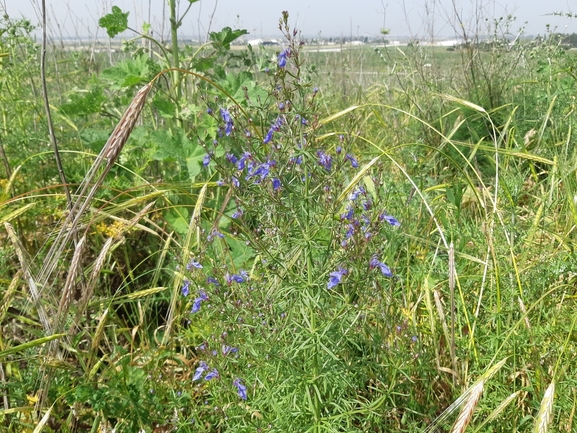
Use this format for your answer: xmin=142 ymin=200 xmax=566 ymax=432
xmin=1 ymin=8 xmax=577 ymax=433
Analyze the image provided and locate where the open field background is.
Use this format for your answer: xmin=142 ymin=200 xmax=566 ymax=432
xmin=1 ymin=6 xmax=577 ymax=433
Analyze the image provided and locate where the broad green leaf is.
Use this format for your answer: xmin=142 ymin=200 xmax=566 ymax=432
xmin=101 ymin=55 xmax=150 ymax=89
xmin=186 ymin=145 xmax=207 ymax=180
xmin=98 ymin=6 xmax=129 ymax=38
xmin=80 ymin=128 xmax=110 ymax=152
xmin=150 ymin=128 xmax=194 ymax=161
xmin=209 ymin=27 xmax=248 ymax=51
xmin=227 ymin=236 xmax=255 ymax=268
xmin=166 ymin=208 xmax=190 ymax=235
xmin=59 ymin=87 xmax=106 ymax=116
xmin=152 ymin=96 xmax=177 ymax=119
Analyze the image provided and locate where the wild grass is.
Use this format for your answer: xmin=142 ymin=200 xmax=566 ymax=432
xmin=1 ymin=7 xmax=577 ymax=433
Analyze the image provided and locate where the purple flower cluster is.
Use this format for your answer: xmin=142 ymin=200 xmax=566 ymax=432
xmin=263 ymin=116 xmax=284 ymax=144
xmin=222 ymin=345 xmax=239 ymax=356
xmin=327 ymin=267 xmax=348 ymax=289
xmin=220 ymin=108 xmax=234 ymax=136
xmin=345 ymin=153 xmax=359 ymax=168
xmin=181 ymin=279 xmax=190 ymax=297
xmin=379 ymin=212 xmax=401 ymax=227
xmin=184 ymin=259 xmax=249 ymax=401
xmin=233 ymin=378 xmax=247 ymax=400
xmin=186 ymin=258 xmax=203 ymax=270
xmin=193 ymin=361 xmax=219 ymax=381
xmin=203 ymin=154 xmax=211 ymax=167
xmin=225 ymin=269 xmax=248 ymax=284
xmin=191 ymin=289 xmax=209 ymax=313
xmin=317 ymin=150 xmax=332 ymax=171
xmin=278 ymin=49 xmax=289 ymax=68
xmin=227 ymin=149 xmax=280 ymax=190
xmin=207 ymin=228 xmax=224 ymax=242
xmin=193 ymin=350 xmax=246 ymax=400
xmin=370 ymin=255 xmax=393 ymax=277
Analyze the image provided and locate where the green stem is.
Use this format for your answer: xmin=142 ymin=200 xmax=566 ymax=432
xmin=169 ymin=0 xmax=181 ymax=101
xmin=304 ymin=158 xmax=321 ymax=432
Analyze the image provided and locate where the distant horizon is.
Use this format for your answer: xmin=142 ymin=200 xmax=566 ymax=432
xmin=2 ymin=0 xmax=577 ymax=42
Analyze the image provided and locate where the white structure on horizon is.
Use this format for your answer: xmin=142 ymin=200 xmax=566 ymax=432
xmin=247 ymin=39 xmax=280 ymax=47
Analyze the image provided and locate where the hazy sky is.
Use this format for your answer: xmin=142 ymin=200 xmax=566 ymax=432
xmin=2 ymin=0 xmax=577 ymax=40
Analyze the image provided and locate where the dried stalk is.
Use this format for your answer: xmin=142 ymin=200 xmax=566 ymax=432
xmin=449 ymin=241 xmax=457 ymax=385
xmin=41 ymin=0 xmax=72 ymax=210
xmin=534 ymin=382 xmax=555 ymax=433
xmin=36 ymin=82 xmax=154 ymax=299
xmin=450 ymin=380 xmax=483 ymax=433
xmin=5 ymin=223 xmax=52 ymax=333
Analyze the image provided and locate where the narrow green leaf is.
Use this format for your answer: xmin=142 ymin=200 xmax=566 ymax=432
xmin=0 ymin=334 xmax=66 ymax=359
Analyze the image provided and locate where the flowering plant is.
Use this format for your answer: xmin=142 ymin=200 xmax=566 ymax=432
xmin=170 ymin=12 xmax=407 ymax=431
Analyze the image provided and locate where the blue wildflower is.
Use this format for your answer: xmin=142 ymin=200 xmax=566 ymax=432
xmin=203 ymin=154 xmax=211 ymax=167
xmin=222 ymin=345 xmax=239 ymax=356
xmin=263 ymin=129 xmax=274 ymax=144
xmin=231 ymin=207 xmax=243 ymax=219
xmin=191 ymin=290 xmax=209 ymax=313
xmin=380 ymin=213 xmax=401 ymax=227
xmin=327 ymin=267 xmax=347 ymax=289
xmin=206 ymin=108 xmax=213 ymax=115
xmin=264 ymin=117 xmax=284 ymax=144
xmin=191 ymin=298 xmax=203 ymax=313
xmin=204 ymin=368 xmax=220 ymax=381
xmin=207 ymin=276 xmax=220 ymax=286
xmin=272 ymin=178 xmax=282 ymax=191
xmin=227 ymin=152 xmax=238 ymax=164
xmin=341 ymin=206 xmax=354 ymax=221
xmin=233 ymin=378 xmax=247 ymax=400
xmin=236 ymin=151 xmax=251 ymax=170
xmin=345 ymin=153 xmax=359 ymax=168
xmin=181 ymin=279 xmax=190 ymax=297
xmin=207 ymin=228 xmax=224 ymax=242
xmin=278 ymin=102 xmax=285 ymax=110
xmin=313 ymin=87 xmax=319 ymax=93
xmin=336 ymin=145 xmax=342 ymax=155
xmin=349 ymin=186 xmax=365 ymax=201
xmin=193 ymin=361 xmax=209 ymax=381
xmin=317 ymin=150 xmax=332 ymax=171
xmin=247 ymin=161 xmax=273 ymax=183
xmin=231 ymin=176 xmax=240 ymax=188
xmin=186 ymin=258 xmax=203 ymax=270
xmin=344 ymin=224 xmax=355 ymax=240
xmin=362 ymin=200 xmax=372 ymax=211
xmin=220 ymin=108 xmax=234 ymax=136
xmin=226 ymin=270 xmax=248 ymax=284
xmin=278 ymin=49 xmax=288 ymax=68
xmin=369 ymin=256 xmax=393 ymax=277
xmin=220 ymin=108 xmax=232 ymax=123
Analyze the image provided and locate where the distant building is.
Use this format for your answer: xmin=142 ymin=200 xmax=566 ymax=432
xmin=247 ymin=39 xmax=280 ymax=47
